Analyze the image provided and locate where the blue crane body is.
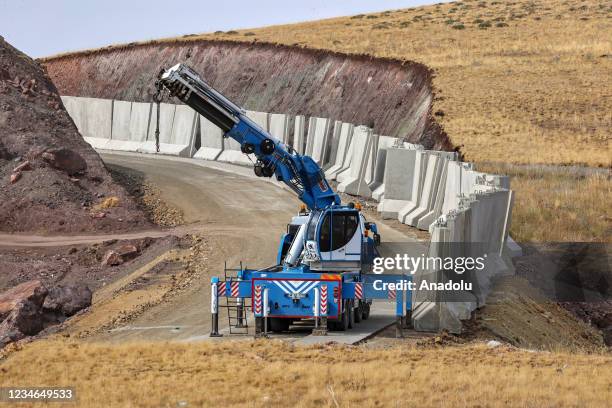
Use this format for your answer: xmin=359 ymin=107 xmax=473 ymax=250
xmin=156 ymin=64 xmax=411 ymax=334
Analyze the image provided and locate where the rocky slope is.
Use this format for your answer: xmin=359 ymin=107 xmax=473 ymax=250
xmin=0 ymin=37 xmax=150 ymax=234
xmin=43 ymin=40 xmax=452 ymax=150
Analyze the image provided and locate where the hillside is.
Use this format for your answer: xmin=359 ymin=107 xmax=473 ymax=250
xmin=0 ymin=37 xmax=149 ymax=233
xmin=195 ymin=0 xmax=610 ymax=168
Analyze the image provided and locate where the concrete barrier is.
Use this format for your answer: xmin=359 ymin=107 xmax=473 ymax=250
xmin=362 ymin=133 xmax=380 ymax=187
xmin=305 ymin=117 xmax=331 ymax=164
xmin=396 ymin=151 xmax=427 ymax=222
xmin=293 ymin=115 xmax=306 ymax=154
xmin=337 ymin=126 xmax=374 ymax=197
xmin=401 ymin=153 xmax=443 ymax=226
xmin=372 ymin=142 xmax=422 ymax=201
xmin=61 ymin=96 xmax=112 ymax=149
xmin=269 ymin=113 xmax=290 ymax=144
xmin=369 ymin=136 xmax=398 ymax=198
xmin=377 ymin=148 xmax=418 ymax=219
xmin=104 ymin=100 xmax=145 ymax=152
xmin=194 ymin=115 xmax=224 ymax=160
xmin=325 ymin=121 xmax=342 ymax=170
xmin=325 ymin=122 xmax=354 ymax=180
xmin=139 ymin=102 xmax=176 ymax=154
xmin=416 ymin=157 xmax=451 ymax=230
xmin=129 ymin=101 xmax=153 ymax=145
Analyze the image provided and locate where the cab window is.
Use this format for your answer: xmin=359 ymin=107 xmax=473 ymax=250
xmin=319 ymin=212 xmax=359 ymax=252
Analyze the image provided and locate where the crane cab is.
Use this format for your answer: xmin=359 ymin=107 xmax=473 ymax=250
xmin=279 ymin=205 xmax=380 ymax=272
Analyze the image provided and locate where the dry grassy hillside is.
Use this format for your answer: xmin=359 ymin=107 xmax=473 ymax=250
xmin=1 ymin=339 xmax=611 ymax=407
xmin=191 ymin=0 xmax=610 ymax=168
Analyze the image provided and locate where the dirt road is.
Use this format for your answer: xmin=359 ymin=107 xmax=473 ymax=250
xmin=2 ymin=152 xmax=421 ymax=342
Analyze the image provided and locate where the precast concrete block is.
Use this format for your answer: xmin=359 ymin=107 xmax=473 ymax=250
xmin=337 ymin=126 xmax=375 ymax=197
xmin=377 ymin=148 xmax=418 ymax=219
xmin=269 ymin=113 xmax=290 ymax=144
xmin=105 ymin=100 xmax=141 ymax=152
xmin=194 ymin=115 xmax=224 ymax=160
xmin=140 ymin=102 xmax=176 ymax=154
xmin=401 ymin=153 xmax=441 ymax=226
xmin=293 ymin=115 xmax=306 ymax=154
xmin=111 ymin=100 xmax=131 ymax=140
xmin=169 ymin=104 xmax=197 ymax=157
xmin=128 ymin=102 xmax=152 ymax=143
xmin=325 ymin=122 xmax=354 ymax=179
xmin=306 ymin=117 xmax=331 ymax=164
xmin=417 ymin=157 xmax=450 ymax=230
xmin=441 ymin=161 xmax=463 ymax=215
xmin=245 ymin=110 xmax=269 ymax=131
xmin=63 ymin=96 xmax=113 ymax=149
xmin=324 ymin=120 xmax=342 ymax=170
xmin=369 ymin=136 xmax=399 ymax=202
xmin=363 ymin=133 xmax=380 ymax=186
xmin=397 ymin=150 xmax=427 ymax=222
xmin=217 ymin=137 xmax=252 ymax=166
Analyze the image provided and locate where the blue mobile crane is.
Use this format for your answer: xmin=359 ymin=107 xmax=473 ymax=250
xmin=156 ymin=64 xmax=411 ymax=336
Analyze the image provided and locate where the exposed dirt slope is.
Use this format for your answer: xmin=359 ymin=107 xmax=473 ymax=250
xmin=0 ymin=37 xmax=150 ymax=234
xmin=42 ymin=41 xmax=451 ymax=150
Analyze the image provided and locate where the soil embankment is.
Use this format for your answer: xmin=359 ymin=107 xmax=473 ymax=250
xmin=42 ymin=40 xmax=451 ymax=150
xmin=0 ymin=37 xmax=150 ymax=234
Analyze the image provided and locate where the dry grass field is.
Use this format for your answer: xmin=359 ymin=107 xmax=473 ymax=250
xmin=1 ymin=339 xmax=611 ymax=407
xmin=479 ymin=163 xmax=611 ymax=241
xmin=190 ymin=0 xmax=611 ymax=168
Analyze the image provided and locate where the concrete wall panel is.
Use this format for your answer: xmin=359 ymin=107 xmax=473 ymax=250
xmin=269 ymin=113 xmax=290 ymax=144
xmin=293 ymin=115 xmax=306 ymax=154
xmin=325 ymin=122 xmax=354 ymax=180
xmin=194 ymin=115 xmax=224 ymax=160
xmin=337 ymin=126 xmax=374 ymax=197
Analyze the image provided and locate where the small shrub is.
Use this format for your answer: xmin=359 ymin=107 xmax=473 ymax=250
xmin=351 ymin=14 xmax=365 ymax=19
xmin=225 ymin=30 xmax=238 ymax=35
xmin=478 ymin=21 xmax=492 ymax=29
xmin=495 ymin=22 xmax=509 ymax=27
xmin=372 ymin=22 xmax=391 ymax=30
xmin=399 ymin=21 xmax=411 ymax=28
xmin=445 ymin=19 xmax=455 ymax=25
xmin=473 ymin=18 xmax=485 ymax=23
xmin=452 ymin=23 xmax=466 ymax=29
xmin=243 ymin=32 xmax=255 ymax=36
xmin=366 ymin=15 xmax=379 ymax=19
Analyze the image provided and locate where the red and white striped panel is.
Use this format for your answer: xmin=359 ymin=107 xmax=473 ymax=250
xmin=217 ymin=281 xmax=226 ymax=297
xmin=320 ymin=285 xmax=328 ymax=316
xmin=388 ymin=289 xmax=396 ymax=300
xmin=230 ymin=281 xmax=240 ymax=298
xmin=355 ymin=282 xmax=363 ymax=300
xmin=254 ymin=285 xmax=262 ymax=315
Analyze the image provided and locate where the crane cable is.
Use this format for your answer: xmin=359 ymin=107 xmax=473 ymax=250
xmin=153 ymin=76 xmax=165 ymax=153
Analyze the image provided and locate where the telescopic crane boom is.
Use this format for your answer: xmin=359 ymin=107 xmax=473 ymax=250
xmin=156 ymin=63 xmax=340 ymax=211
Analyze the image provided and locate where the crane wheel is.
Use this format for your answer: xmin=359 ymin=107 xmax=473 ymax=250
xmin=261 ymin=139 xmax=275 ymax=155
xmin=254 ymin=164 xmax=264 ymax=177
xmin=354 ymin=301 xmax=363 ymax=323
